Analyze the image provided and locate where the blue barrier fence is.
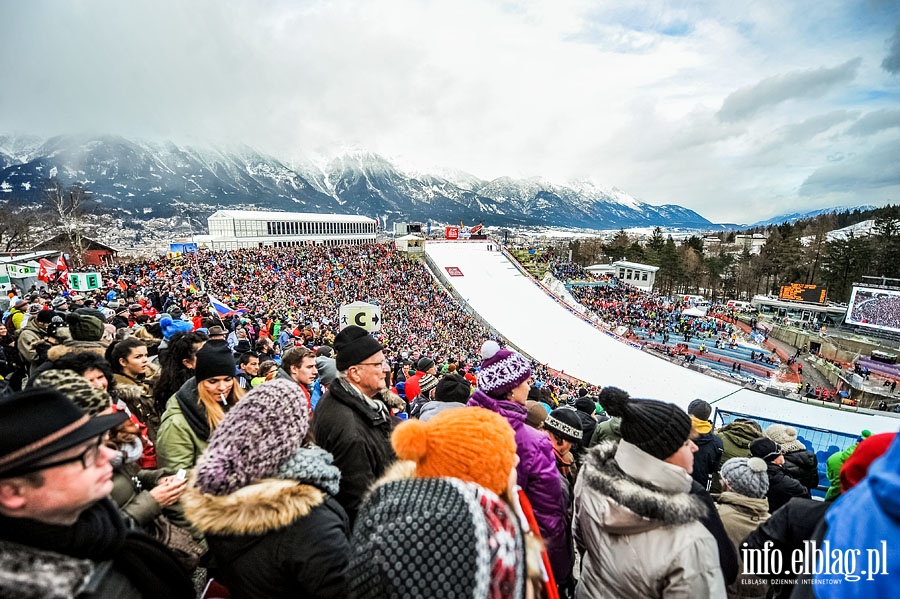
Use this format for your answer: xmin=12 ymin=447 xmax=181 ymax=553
xmin=714 ymin=408 xmax=861 ymax=498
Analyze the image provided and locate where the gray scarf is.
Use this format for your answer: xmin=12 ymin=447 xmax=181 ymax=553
xmin=277 ymin=445 xmax=341 ymax=496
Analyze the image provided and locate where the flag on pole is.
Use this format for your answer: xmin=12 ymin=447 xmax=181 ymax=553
xmin=208 ymin=294 xmax=247 ymax=318
xmin=56 ymin=255 xmax=70 ymax=288
xmin=38 ymin=258 xmax=55 ymax=283
xmin=38 ymin=256 xmax=69 ymax=287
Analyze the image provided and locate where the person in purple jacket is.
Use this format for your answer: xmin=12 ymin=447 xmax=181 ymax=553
xmin=468 ymin=340 xmax=573 ymax=596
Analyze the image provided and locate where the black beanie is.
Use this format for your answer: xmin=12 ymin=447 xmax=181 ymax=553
xmin=688 ymin=399 xmax=712 ymax=421
xmin=435 ymin=373 xmax=472 ymax=404
xmin=575 ymin=397 xmax=596 ymax=415
xmin=334 ymin=325 xmax=384 ymax=371
xmin=66 ymin=313 xmax=104 ymax=342
xmin=195 ymin=342 xmax=236 ymax=382
xmin=417 ymin=356 xmax=436 ymax=372
xmin=545 ymin=409 xmax=584 ymax=444
xmin=598 ymin=386 xmax=691 ymax=460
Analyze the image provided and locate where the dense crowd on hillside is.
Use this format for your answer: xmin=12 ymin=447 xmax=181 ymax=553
xmin=1 ymin=242 xmax=898 ymax=598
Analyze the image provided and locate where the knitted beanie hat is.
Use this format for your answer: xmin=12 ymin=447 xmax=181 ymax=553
xmin=65 ymin=312 xmax=105 ymax=342
xmin=435 ymin=373 xmax=471 ymax=404
xmin=544 ymin=408 xmax=584 ymax=444
xmin=392 ymin=407 xmax=517 ymax=496
xmin=418 ymin=374 xmax=439 ymax=397
xmin=749 ymin=437 xmax=782 ymax=462
xmin=159 ymin=315 xmax=193 ymax=341
xmin=840 ymin=432 xmax=896 ymax=492
xmin=350 ymin=477 xmax=525 ymax=599
xmin=194 ymin=341 xmax=237 ymax=382
xmin=334 ymin=325 xmax=383 ymax=371
xmin=476 ymin=340 xmax=531 ymax=399
xmin=764 ymin=424 xmax=806 ymax=454
xmin=687 ymin=399 xmax=712 ymax=421
xmin=416 ymin=356 xmax=435 ymax=372
xmin=31 ymin=369 xmax=113 ymax=417
xmin=598 ymin=386 xmax=691 ymax=461
xmin=194 ymin=379 xmax=310 ymax=496
xmin=575 ymin=397 xmax=597 ymax=415
xmin=721 ymin=457 xmax=769 ymax=498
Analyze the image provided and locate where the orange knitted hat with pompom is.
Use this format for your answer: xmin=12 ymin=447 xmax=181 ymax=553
xmin=392 ymin=407 xmax=517 ymax=496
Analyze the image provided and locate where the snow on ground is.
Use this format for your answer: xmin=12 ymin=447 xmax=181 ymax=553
xmin=426 ymin=240 xmax=899 ymax=435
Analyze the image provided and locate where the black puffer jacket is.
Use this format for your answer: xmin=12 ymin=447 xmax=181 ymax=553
xmin=184 ymin=480 xmax=350 ymax=599
xmin=741 ymin=498 xmax=829 ymax=599
xmin=692 ymin=431 xmax=724 ymax=490
xmin=782 ymin=449 xmax=819 ymax=492
xmin=765 ymin=463 xmax=811 ymax=513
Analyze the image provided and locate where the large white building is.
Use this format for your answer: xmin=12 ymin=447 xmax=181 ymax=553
xmin=204 ymin=210 xmax=377 ymax=250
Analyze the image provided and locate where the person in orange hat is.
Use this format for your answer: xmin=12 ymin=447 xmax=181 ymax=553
xmin=384 ymin=406 xmax=558 ymax=599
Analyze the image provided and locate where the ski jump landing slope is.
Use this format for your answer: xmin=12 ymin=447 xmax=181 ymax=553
xmin=425 ymin=241 xmax=898 ymax=435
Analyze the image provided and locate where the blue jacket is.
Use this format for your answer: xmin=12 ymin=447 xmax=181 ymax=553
xmin=814 ymin=434 xmax=900 ymax=594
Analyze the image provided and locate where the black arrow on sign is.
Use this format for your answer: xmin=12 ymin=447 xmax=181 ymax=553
xmin=371 ymin=313 xmax=379 ymax=325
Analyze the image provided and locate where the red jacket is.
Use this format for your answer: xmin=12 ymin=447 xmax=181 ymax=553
xmin=403 ymin=370 xmax=427 ymax=402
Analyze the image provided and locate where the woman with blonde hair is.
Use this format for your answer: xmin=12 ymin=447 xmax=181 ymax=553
xmin=156 ymin=342 xmax=244 ymax=471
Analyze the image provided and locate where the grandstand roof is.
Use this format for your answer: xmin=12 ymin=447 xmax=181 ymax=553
xmin=209 ymin=210 xmax=376 ymax=223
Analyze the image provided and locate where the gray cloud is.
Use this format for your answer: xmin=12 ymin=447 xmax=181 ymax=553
xmin=799 ymin=139 xmax=900 ymax=195
xmin=717 ymin=58 xmax=861 ymax=122
xmin=772 ymin=110 xmax=857 ymax=144
xmin=884 ymin=22 xmax=900 ymax=73
xmin=845 ymin=109 xmax=900 ymax=136
xmin=1 ymin=1 xmax=897 ymax=225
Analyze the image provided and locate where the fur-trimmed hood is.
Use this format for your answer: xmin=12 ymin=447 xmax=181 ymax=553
xmin=579 ymin=441 xmax=709 ymax=533
xmin=47 ymin=340 xmax=106 ymax=361
xmin=0 ymin=539 xmax=94 ymax=599
xmin=183 ymin=478 xmax=326 ymax=536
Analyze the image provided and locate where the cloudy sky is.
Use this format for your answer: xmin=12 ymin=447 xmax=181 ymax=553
xmin=2 ymin=0 xmax=899 ymax=224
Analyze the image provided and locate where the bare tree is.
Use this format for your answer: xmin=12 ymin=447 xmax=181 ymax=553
xmin=0 ymin=209 xmax=34 ymax=252
xmin=44 ymin=177 xmax=91 ymax=266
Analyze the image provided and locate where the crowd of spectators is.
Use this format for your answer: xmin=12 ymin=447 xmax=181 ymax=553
xmin=2 ymin=242 xmax=899 ymax=598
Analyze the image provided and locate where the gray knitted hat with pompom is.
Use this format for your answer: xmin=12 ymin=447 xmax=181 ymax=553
xmin=721 ymin=457 xmax=770 ymax=499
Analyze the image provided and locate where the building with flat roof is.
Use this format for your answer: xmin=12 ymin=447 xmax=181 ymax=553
xmin=205 ymin=210 xmax=377 ymax=250
xmin=585 ymin=260 xmax=659 ymax=292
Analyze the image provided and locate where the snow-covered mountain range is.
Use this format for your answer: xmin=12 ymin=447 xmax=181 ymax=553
xmin=0 ymin=134 xmax=717 ymax=230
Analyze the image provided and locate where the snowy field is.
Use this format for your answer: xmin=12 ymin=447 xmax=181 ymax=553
xmin=425 ymin=240 xmax=899 ymax=435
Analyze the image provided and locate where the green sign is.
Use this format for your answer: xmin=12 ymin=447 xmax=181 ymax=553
xmin=68 ymin=272 xmax=102 ymax=291
xmin=6 ymin=264 xmax=36 ymax=277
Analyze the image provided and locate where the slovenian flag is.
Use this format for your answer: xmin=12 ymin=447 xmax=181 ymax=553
xmin=208 ymin=294 xmax=247 ymax=318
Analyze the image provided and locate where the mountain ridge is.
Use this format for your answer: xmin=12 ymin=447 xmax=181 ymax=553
xmin=0 ymin=133 xmax=719 ymax=231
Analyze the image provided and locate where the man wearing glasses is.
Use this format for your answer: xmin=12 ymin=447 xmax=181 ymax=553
xmin=313 ymin=325 xmax=396 ymax=524
xmin=0 ymin=388 xmax=193 ymax=598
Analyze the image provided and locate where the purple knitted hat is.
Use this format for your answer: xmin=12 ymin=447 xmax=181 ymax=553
xmin=194 ymin=379 xmax=309 ymax=495
xmin=476 ymin=340 xmax=532 ymax=399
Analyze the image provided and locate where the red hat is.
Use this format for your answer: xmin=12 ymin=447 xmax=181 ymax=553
xmin=840 ymin=432 xmax=896 ymax=492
